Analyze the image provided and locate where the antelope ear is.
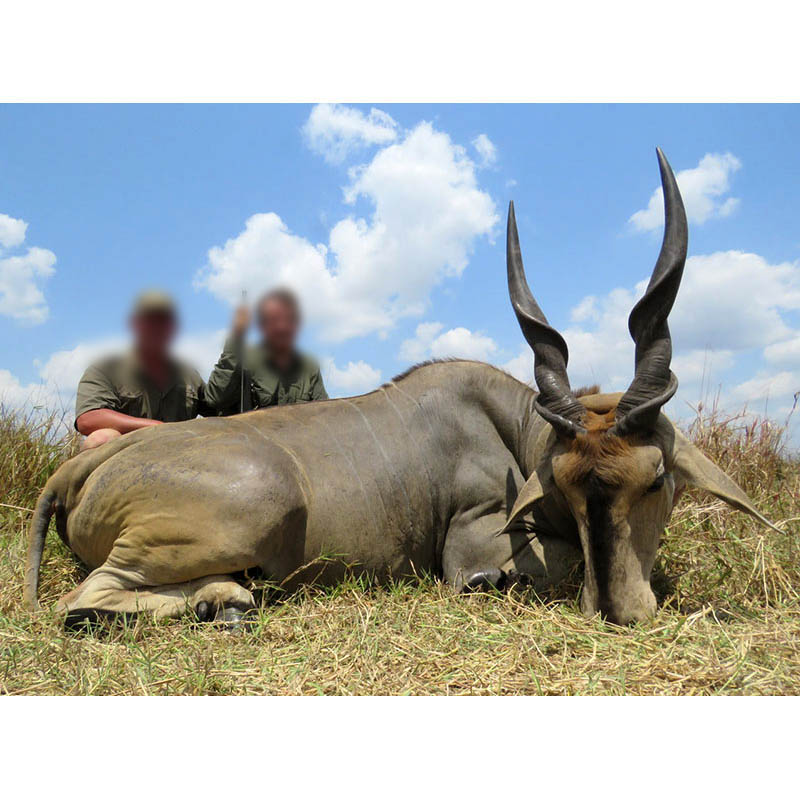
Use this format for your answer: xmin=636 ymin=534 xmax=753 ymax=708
xmin=669 ymin=425 xmax=781 ymax=533
xmin=497 ymin=469 xmax=549 ymax=535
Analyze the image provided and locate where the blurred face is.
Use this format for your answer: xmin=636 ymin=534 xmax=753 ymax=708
xmin=131 ymin=311 xmax=176 ymax=358
xmin=259 ymin=298 xmax=299 ymax=356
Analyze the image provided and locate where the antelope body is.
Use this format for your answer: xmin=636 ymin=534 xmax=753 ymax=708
xmin=26 ymin=149 xmax=775 ymax=627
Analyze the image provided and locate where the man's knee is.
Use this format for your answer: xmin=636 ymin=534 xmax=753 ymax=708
xmin=81 ymin=428 xmax=122 ymax=450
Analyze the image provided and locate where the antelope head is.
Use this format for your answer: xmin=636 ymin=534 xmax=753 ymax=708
xmin=505 ymin=148 xmax=777 ymax=625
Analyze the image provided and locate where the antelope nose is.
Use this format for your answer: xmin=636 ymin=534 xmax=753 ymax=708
xmin=582 ymin=598 xmax=657 ymax=626
xmin=604 ymin=595 xmax=658 ymax=627
xmin=604 ymin=609 xmax=642 ymax=626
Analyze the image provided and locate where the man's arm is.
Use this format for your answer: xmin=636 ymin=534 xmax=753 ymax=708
xmin=76 ymin=408 xmax=162 ymax=435
xmin=309 ymin=363 xmax=329 ymax=401
xmin=74 ymin=362 xmax=163 ymax=435
xmin=204 ymin=305 xmax=250 ymax=412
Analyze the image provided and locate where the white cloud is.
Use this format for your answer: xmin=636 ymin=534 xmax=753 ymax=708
xmin=570 ymin=295 xmax=599 ymax=323
xmin=472 ymin=133 xmax=497 ymax=167
xmin=556 ymin=250 xmax=800 ymax=388
xmin=196 ymin=115 xmax=498 ymax=343
xmin=0 ymin=245 xmax=57 ymax=324
xmin=501 ymin=347 xmax=533 ymax=384
xmin=764 ymin=335 xmax=800 ymax=368
xmin=521 ymin=248 xmax=800 ymax=424
xmin=4 ymin=326 xmax=383 ymax=426
xmin=0 ymin=337 xmax=124 ymax=428
xmin=0 ymin=369 xmax=61 ymax=416
xmin=400 ymin=321 xmax=497 ymax=362
xmin=0 ymin=213 xmax=27 ymax=248
xmin=0 ymin=213 xmax=56 ymax=324
xmin=400 ymin=322 xmax=444 ymax=362
xmin=670 ymin=349 xmax=736 ymax=385
xmin=36 ymin=329 xmax=228 ymax=396
xmin=0 ymin=328 xmax=227 ymax=428
xmin=669 ymin=251 xmax=800 ymax=351
xmin=730 ymin=371 xmax=799 ymax=406
xmin=175 ymin=329 xmax=227 ymax=378
xmin=431 ymin=327 xmax=497 ymax=360
xmin=302 ymin=103 xmax=398 ymax=164
xmin=629 ymin=152 xmax=742 ymax=232
xmin=322 ymin=358 xmax=381 ymax=396
xmin=38 ymin=336 xmax=125 ymax=393
xmin=560 ymin=286 xmax=640 ymax=390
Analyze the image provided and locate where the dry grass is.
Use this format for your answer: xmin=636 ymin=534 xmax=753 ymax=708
xmin=1 ymin=403 xmax=799 ymax=695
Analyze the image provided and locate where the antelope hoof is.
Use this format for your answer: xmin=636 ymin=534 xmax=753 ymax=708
xmin=64 ymin=608 xmax=135 ymax=632
xmin=214 ymin=604 xmax=256 ymax=632
xmin=461 ymin=569 xmax=507 ymax=593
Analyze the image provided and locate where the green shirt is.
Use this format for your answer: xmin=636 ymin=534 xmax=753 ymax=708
xmin=75 ymin=353 xmax=211 ymax=427
xmin=205 ymin=335 xmax=328 ymax=414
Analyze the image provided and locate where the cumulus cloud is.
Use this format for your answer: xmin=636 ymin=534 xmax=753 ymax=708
xmin=0 ymin=213 xmax=56 ymax=324
xmin=629 ymin=152 xmax=742 ymax=232
xmin=38 ymin=336 xmax=125 ymax=393
xmin=496 ymin=347 xmax=731 ymax=397
xmin=764 ymin=335 xmax=800 ymax=368
xmin=302 ymin=103 xmax=398 ymax=164
xmin=0 ymin=337 xmax=124 ymax=426
xmin=0 ymin=368 xmax=64 ymax=417
xmin=399 ymin=322 xmax=444 ymax=362
xmin=521 ymin=248 xmax=800 ymax=422
xmin=669 ymin=251 xmax=800 ymax=351
xmin=670 ymin=349 xmax=736 ymax=385
xmin=0 ymin=246 xmax=57 ymax=324
xmin=0 ymin=328 xmax=228 ymax=428
xmin=730 ymin=371 xmax=799 ymax=406
xmin=196 ymin=115 xmax=498 ymax=343
xmin=430 ymin=327 xmax=497 ymax=361
xmin=400 ymin=321 xmax=497 ymax=362
xmin=472 ymin=133 xmax=497 ymax=167
xmin=501 ymin=347 xmax=533 ymax=384
xmin=322 ymin=358 xmax=382 ymax=396
xmin=174 ymin=329 xmax=228 ymax=378
xmin=37 ymin=329 xmax=227 ymax=393
xmin=0 ymin=213 xmax=27 ymax=248
xmin=557 ymin=250 xmax=800 ymax=382
xmin=4 ymin=326 xmax=383 ymax=425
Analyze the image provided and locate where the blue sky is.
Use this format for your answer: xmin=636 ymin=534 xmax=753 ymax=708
xmin=2 ymin=104 xmax=800 ymax=433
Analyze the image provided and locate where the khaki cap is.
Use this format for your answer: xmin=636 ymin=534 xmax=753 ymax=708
xmin=131 ymin=289 xmax=177 ymax=317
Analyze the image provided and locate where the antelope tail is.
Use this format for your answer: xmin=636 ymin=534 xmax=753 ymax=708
xmin=24 ymin=487 xmax=57 ymax=610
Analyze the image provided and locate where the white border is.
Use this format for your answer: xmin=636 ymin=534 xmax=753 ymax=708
xmin=1 ymin=697 xmax=798 ymax=792
xmin=2 ymin=1 xmax=799 ymax=101
xmin=2 ymin=1 xmax=798 ymax=790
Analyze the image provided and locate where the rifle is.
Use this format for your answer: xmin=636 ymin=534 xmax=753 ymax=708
xmin=239 ymin=289 xmax=250 ymax=414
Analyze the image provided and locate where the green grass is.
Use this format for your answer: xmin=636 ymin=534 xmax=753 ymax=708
xmin=1 ymin=402 xmax=799 ymax=695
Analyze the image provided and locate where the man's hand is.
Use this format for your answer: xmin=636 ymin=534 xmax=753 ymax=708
xmin=233 ymin=303 xmax=251 ymax=338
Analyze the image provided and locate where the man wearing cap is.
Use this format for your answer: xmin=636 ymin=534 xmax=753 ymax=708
xmin=205 ymin=287 xmax=328 ymax=415
xmin=75 ymin=290 xmax=211 ymax=450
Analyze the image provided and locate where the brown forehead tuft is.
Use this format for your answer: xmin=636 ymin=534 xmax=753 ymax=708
xmin=561 ymin=429 xmax=634 ymax=487
xmin=582 ymin=407 xmax=616 ymax=434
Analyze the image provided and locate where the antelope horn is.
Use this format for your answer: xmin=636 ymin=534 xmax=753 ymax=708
xmin=507 ymin=201 xmax=586 ymax=438
xmin=613 ymin=148 xmax=688 ymax=436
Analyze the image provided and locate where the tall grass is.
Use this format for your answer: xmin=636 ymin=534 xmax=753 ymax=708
xmin=0 ymin=404 xmax=79 ymax=509
xmin=0 ymin=402 xmax=798 ymax=695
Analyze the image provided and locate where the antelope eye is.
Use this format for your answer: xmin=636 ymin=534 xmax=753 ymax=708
xmin=646 ymin=474 xmax=665 ymax=494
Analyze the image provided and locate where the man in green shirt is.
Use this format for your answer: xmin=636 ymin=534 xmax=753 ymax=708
xmin=75 ymin=290 xmax=211 ymax=449
xmin=205 ymin=287 xmax=328 ymax=414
